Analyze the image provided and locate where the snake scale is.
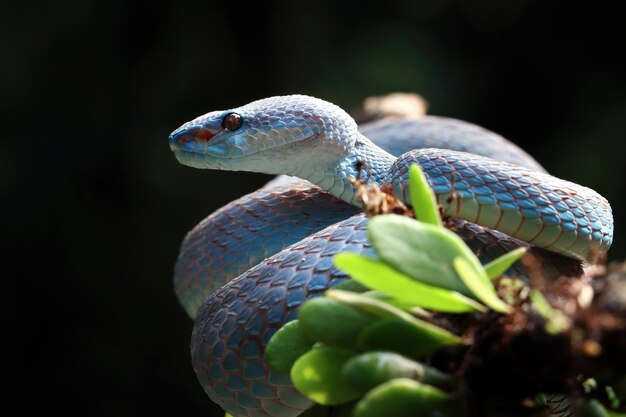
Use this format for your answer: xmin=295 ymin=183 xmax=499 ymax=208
xmin=168 ymin=95 xmax=613 ymax=417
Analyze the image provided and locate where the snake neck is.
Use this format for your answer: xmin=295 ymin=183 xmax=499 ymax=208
xmin=291 ymin=133 xmax=396 ymax=205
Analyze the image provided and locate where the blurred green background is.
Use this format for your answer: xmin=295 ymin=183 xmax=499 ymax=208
xmin=7 ymin=0 xmax=624 ymax=415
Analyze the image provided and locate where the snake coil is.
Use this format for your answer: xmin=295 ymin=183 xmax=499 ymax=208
xmin=169 ymin=95 xmax=613 ymax=417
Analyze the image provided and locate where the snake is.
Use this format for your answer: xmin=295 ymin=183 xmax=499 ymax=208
xmin=168 ymin=95 xmax=613 ymax=417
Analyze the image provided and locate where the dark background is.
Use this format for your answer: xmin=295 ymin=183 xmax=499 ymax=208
xmin=8 ymin=0 xmax=624 ymax=415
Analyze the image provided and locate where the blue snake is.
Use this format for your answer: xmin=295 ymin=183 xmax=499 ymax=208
xmin=168 ymin=95 xmax=613 ymax=417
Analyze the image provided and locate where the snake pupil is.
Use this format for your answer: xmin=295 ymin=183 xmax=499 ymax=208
xmin=222 ymin=113 xmax=243 ymax=131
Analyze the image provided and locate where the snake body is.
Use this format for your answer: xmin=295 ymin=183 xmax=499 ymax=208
xmin=169 ymin=95 xmax=613 ymax=417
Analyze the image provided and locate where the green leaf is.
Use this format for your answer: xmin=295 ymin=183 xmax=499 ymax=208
xmin=342 ymin=352 xmax=420 ymax=393
xmin=583 ymin=378 xmax=599 ymax=393
xmin=368 ymin=214 xmax=483 ymax=296
xmin=453 ymin=257 xmax=511 ymax=313
xmin=605 ymin=384 xmax=622 ymax=409
xmin=576 ymin=399 xmax=611 ymax=417
xmin=324 ymin=290 xmax=463 ymax=356
xmin=529 ymin=289 xmax=570 ymax=334
xmin=342 ymin=352 xmax=455 ymax=394
xmin=409 ymin=164 xmax=442 ymax=226
xmin=299 ymin=404 xmax=353 ymax=417
xmin=265 ymin=320 xmax=315 ymax=374
xmin=325 ymin=289 xmax=417 ymax=322
xmin=498 ymin=277 xmax=528 ymax=305
xmin=334 ymin=253 xmax=486 ymax=313
xmin=332 ymin=279 xmax=369 ymax=293
xmin=613 ymin=377 xmax=626 ymax=403
xmin=358 ymin=317 xmax=463 ymax=358
xmin=484 ymin=247 xmax=527 ymax=280
xmin=352 ymin=378 xmax=458 ymax=417
xmin=290 ymin=347 xmax=360 ymax=405
xmin=364 ymin=292 xmax=432 ymax=317
xmin=298 ymin=296 xmax=377 ymax=350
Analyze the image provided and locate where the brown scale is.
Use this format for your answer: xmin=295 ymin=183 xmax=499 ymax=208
xmin=350 ymin=160 xmax=461 ymax=233
xmin=350 ymin=160 xmax=412 ymax=218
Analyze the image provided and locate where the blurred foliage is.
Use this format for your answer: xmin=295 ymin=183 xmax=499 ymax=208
xmin=265 ymin=165 xmax=624 ymax=416
xmin=264 ymin=165 xmax=523 ymax=415
xmin=8 ymin=1 xmax=625 ymax=416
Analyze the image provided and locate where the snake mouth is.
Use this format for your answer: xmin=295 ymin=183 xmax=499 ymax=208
xmin=172 ymin=149 xmax=218 ymax=169
xmin=170 ymin=129 xmax=322 ymax=172
xmin=172 ymin=144 xmax=273 ymax=167
xmin=171 ymin=146 xmax=260 ymax=170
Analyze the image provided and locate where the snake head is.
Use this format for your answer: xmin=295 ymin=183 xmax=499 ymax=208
xmin=169 ymin=95 xmax=359 ymax=175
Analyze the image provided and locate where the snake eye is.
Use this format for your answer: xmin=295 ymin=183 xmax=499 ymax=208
xmin=222 ymin=112 xmax=243 ymax=131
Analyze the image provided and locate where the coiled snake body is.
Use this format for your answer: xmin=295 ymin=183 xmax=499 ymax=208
xmin=169 ymin=95 xmax=613 ymax=417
